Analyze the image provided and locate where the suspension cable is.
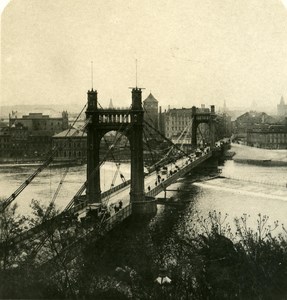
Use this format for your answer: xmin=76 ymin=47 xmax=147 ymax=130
xmin=142 ymin=105 xmax=191 ymax=159
xmin=64 ymin=106 xmax=133 ymax=211
xmin=142 ymin=127 xmax=157 ymax=167
xmin=95 ymin=120 xmax=133 ymax=208
xmin=0 ymin=103 xmax=88 ymax=213
xmin=143 ymin=121 xmax=190 ymax=171
xmin=28 ymin=124 xmax=132 ymax=259
xmin=97 ymin=100 xmax=128 ymax=183
xmin=165 ymin=119 xmax=193 ymax=158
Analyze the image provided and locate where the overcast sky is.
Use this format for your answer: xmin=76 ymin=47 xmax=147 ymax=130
xmin=2 ymin=0 xmax=287 ymax=111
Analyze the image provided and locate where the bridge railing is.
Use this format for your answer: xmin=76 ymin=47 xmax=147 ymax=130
xmin=104 ymin=203 xmax=132 ymax=231
xmin=40 ymin=203 xmax=133 ymax=272
xmin=101 ymin=180 xmax=131 ymax=200
xmin=146 ymin=151 xmax=213 ymax=198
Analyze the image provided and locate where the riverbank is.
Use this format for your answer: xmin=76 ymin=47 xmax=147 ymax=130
xmin=0 ymin=160 xmax=86 ymax=168
xmin=232 ymin=143 xmax=287 ymax=166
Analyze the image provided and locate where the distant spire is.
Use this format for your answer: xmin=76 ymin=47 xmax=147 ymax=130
xmin=135 ymin=59 xmax=138 ymax=88
xmin=280 ymin=95 xmax=285 ymax=105
xmin=109 ymin=98 xmax=114 ymax=109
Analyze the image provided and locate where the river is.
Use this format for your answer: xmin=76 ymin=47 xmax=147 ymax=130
xmin=1 ymin=145 xmax=287 ymax=231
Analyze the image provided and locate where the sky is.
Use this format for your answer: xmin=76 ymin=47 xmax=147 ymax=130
xmin=2 ymin=0 xmax=287 ymax=112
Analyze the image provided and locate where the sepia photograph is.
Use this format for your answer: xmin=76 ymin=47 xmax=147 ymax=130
xmin=1 ymin=0 xmax=287 ymax=298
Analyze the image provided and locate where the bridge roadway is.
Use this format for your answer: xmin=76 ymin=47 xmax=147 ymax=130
xmin=7 ymin=149 xmax=215 ymax=245
xmin=39 ymin=149 xmax=215 ymax=270
xmin=76 ymin=149 xmax=213 ymax=228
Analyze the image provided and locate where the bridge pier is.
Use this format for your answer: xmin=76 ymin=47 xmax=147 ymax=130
xmin=130 ymin=88 xmax=145 ymax=204
xmin=201 ymin=155 xmax=219 ymax=168
xmin=132 ymin=196 xmax=157 ymax=215
xmin=86 ymin=90 xmax=101 ymax=203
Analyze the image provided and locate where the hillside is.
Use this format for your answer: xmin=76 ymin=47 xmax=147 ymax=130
xmin=0 ymin=104 xmax=83 ymax=119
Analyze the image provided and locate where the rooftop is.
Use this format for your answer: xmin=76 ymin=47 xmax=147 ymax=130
xmin=143 ymin=93 xmax=158 ymax=103
xmin=53 ymin=128 xmax=87 ymax=138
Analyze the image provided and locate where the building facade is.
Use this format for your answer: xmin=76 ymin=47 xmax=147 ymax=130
xmin=52 ymin=128 xmax=87 ymax=162
xmin=0 ymin=111 xmax=69 ymax=160
xmin=247 ymin=124 xmax=287 ymax=149
xmin=164 ymin=107 xmax=193 ymax=138
xmin=233 ymin=111 xmax=275 ymax=141
xmin=9 ymin=111 xmax=69 ymax=132
xmin=0 ymin=127 xmax=11 ymax=158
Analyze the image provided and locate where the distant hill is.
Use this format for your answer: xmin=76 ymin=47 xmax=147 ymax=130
xmin=0 ymin=104 xmax=83 ymax=119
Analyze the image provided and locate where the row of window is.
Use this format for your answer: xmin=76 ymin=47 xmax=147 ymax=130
xmin=166 ymin=121 xmax=190 ymax=126
xmin=166 ymin=116 xmax=191 ymax=122
xmin=248 ymin=135 xmax=287 ymax=144
xmin=98 ymin=114 xmax=131 ymax=123
xmin=53 ymin=141 xmax=86 ymax=148
xmin=249 ymin=133 xmax=287 ymax=139
xmin=56 ymin=151 xmax=86 ymax=158
xmin=166 ymin=127 xmax=191 ymax=132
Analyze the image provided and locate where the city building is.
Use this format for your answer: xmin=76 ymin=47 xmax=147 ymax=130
xmin=9 ymin=111 xmax=69 ymax=132
xmin=52 ymin=128 xmax=87 ymax=162
xmin=164 ymin=107 xmax=193 ymax=138
xmin=247 ymin=123 xmax=287 ymax=149
xmin=0 ymin=123 xmax=53 ymax=159
xmin=0 ymin=119 xmax=7 ymax=128
xmin=164 ymin=105 xmax=218 ymax=140
xmin=233 ymin=111 xmax=275 ymax=141
xmin=0 ymin=111 xmax=69 ymax=160
xmin=0 ymin=127 xmax=11 ymax=158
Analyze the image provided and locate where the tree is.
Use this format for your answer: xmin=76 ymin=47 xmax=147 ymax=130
xmin=162 ymin=211 xmax=287 ymax=300
xmin=0 ymin=199 xmax=28 ymax=271
xmin=0 ymin=198 xmax=30 ymax=297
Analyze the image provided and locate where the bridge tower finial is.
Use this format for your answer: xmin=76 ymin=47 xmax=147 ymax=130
xmin=135 ymin=59 xmax=138 ymax=88
xmin=91 ymin=61 xmax=94 ymax=90
xmin=87 ymin=61 xmax=97 ymax=111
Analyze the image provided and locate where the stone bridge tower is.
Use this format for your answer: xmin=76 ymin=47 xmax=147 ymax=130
xmin=191 ymin=105 xmax=216 ymax=148
xmin=85 ymin=88 xmax=156 ymax=214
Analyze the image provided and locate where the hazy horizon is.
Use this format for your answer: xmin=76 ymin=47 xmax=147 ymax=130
xmin=2 ymin=0 xmax=287 ymax=112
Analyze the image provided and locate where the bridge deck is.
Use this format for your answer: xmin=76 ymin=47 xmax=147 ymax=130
xmin=39 ymin=151 xmax=214 ymax=269
xmin=7 ymin=149 xmax=215 ymax=245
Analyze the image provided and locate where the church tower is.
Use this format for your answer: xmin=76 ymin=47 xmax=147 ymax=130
xmin=277 ymin=96 xmax=287 ymax=116
xmin=143 ymin=93 xmax=159 ymax=129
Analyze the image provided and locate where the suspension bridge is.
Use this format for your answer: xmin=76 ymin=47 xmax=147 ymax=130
xmin=0 ymin=87 xmax=228 ymax=267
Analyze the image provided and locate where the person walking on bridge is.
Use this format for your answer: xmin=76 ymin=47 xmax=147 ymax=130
xmin=119 ymin=200 xmax=123 ymax=209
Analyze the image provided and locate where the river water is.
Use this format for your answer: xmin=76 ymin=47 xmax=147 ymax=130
xmin=1 ymin=145 xmax=287 ymax=231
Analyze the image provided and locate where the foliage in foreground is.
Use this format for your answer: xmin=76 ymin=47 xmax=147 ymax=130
xmin=165 ymin=211 xmax=287 ymax=299
xmin=1 ymin=199 xmax=287 ymax=299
